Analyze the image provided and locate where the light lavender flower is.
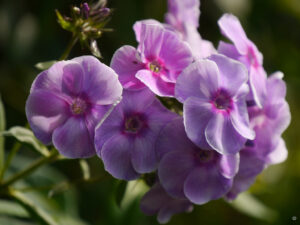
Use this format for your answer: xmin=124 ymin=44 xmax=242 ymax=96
xmin=156 ymin=117 xmax=239 ymax=204
xmin=94 ymin=89 xmax=176 ymax=180
xmin=26 ymin=56 xmax=122 ymax=158
xmin=175 ymin=54 xmax=255 ymax=155
xmin=226 ymin=72 xmax=291 ymax=200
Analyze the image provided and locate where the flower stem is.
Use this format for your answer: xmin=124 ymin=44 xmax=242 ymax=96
xmin=0 ymin=142 xmax=21 ymax=181
xmin=59 ymin=35 xmax=79 ymax=60
xmin=0 ymin=149 xmax=59 ymax=189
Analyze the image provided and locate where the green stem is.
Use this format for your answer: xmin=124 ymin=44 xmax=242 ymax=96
xmin=0 ymin=150 xmax=59 ymax=189
xmin=0 ymin=142 xmax=21 ymax=181
xmin=59 ymin=35 xmax=78 ymax=60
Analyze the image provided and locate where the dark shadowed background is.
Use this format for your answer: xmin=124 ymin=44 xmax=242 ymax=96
xmin=0 ymin=0 xmax=299 ymax=224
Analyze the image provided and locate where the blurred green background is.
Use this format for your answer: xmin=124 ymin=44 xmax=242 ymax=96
xmin=0 ymin=0 xmax=300 ymax=224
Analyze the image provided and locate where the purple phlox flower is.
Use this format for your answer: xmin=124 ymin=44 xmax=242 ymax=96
xmin=26 ymin=56 xmax=122 ymax=158
xmin=111 ymin=22 xmax=193 ymax=97
xmin=175 ymin=54 xmax=255 ymax=155
xmin=94 ymin=89 xmax=176 ymax=180
xmin=156 ymin=117 xmax=239 ymax=204
xmin=140 ymin=182 xmax=193 ymax=224
xmin=165 ymin=0 xmax=216 ymax=59
xmin=226 ymin=72 xmax=291 ymax=200
xmin=218 ymin=13 xmax=267 ymax=108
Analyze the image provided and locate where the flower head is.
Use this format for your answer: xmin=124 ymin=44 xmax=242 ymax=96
xmin=111 ymin=22 xmax=193 ymax=97
xmin=175 ymin=54 xmax=255 ymax=155
xmin=55 ymin=1 xmax=112 ymax=58
xmin=218 ymin=13 xmax=267 ymax=108
xmin=156 ymin=117 xmax=239 ymax=204
xmin=226 ymin=72 xmax=291 ymax=200
xmin=140 ymin=182 xmax=193 ymax=224
xmin=26 ymin=56 xmax=122 ymax=158
xmin=94 ymin=89 xmax=176 ymax=180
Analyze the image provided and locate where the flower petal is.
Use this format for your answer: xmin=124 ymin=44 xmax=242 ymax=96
xmin=94 ymin=105 xmax=124 ymax=157
xmin=140 ymin=183 xmax=169 ymax=216
xmin=101 ymin=134 xmax=140 ymax=180
xmin=136 ymin=69 xmax=175 ymax=97
xmin=31 ymin=61 xmax=80 ymax=96
xmin=139 ymin=24 xmax=164 ymax=60
xmin=217 ymin=41 xmax=240 ymax=60
xmin=85 ymin=104 xmax=112 ymax=150
xmin=205 ymin=113 xmax=246 ymax=155
xmin=230 ymin=99 xmax=255 ymax=140
xmin=110 ymin=45 xmax=146 ymax=90
xmin=183 ymin=97 xmax=213 ymax=150
xmin=183 ymin=166 xmax=232 ymax=204
xmin=209 ymin=54 xmax=248 ymax=96
xmin=218 ymin=13 xmax=249 ymax=54
xmin=140 ymin=183 xmax=193 ymax=224
xmin=131 ymin=98 xmax=176 ymax=173
xmin=267 ymin=72 xmax=286 ymax=100
xmin=249 ymin=66 xmax=267 ymax=108
xmin=156 ymin=117 xmax=194 ymax=160
xmin=61 ymin=62 xmax=84 ymax=96
xmin=166 ymin=0 xmax=200 ymax=28
xmin=52 ymin=117 xmax=95 ymax=158
xmin=159 ymin=30 xmax=193 ymax=72
xmin=73 ymin=55 xmax=123 ymax=105
xmin=225 ymin=148 xmax=265 ymax=200
xmin=131 ymin=132 xmax=157 ymax=174
xmin=159 ymin=151 xmax=196 ymax=199
xmin=219 ymin=153 xmax=240 ymax=179
xmin=265 ymin=138 xmax=288 ymax=165
xmin=175 ymin=60 xmax=219 ymax=103
xmin=157 ymin=198 xmax=193 ymax=224
xmin=133 ymin=19 xmax=163 ymax=42
xmin=26 ymin=90 xmax=69 ymax=144
xmin=121 ymin=89 xmax=156 ymax=113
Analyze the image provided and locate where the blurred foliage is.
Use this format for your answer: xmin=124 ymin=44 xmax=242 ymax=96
xmin=0 ymin=0 xmax=300 ymax=224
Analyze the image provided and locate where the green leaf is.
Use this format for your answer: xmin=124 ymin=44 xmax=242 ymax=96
xmin=9 ymin=189 xmax=60 ymax=225
xmin=6 ymin=154 xmax=88 ymax=225
xmin=115 ymin=180 xmax=127 ymax=208
xmin=120 ymin=180 xmax=148 ymax=209
xmin=35 ymin=60 xmax=57 ymax=70
xmin=0 ymin=199 xmax=29 ymax=218
xmin=0 ymin=216 xmax=35 ymax=225
xmin=230 ymin=192 xmax=278 ymax=222
xmin=55 ymin=10 xmax=73 ymax=32
xmin=1 ymin=126 xmax=49 ymax=156
xmin=0 ymin=95 xmax=6 ymax=174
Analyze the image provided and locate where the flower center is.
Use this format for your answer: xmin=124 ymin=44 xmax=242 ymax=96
xmin=149 ymin=61 xmax=162 ymax=73
xmin=196 ymin=150 xmax=215 ymax=163
xmin=212 ymin=89 xmax=232 ymax=111
xmin=71 ymin=98 xmax=87 ymax=115
xmin=124 ymin=115 xmax=144 ymax=134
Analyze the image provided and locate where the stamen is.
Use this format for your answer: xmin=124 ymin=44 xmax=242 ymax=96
xmin=149 ymin=61 xmax=161 ymax=73
xmin=71 ymin=98 xmax=87 ymax=115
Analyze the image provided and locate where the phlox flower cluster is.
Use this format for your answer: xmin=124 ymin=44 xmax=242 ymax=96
xmin=26 ymin=0 xmax=290 ymax=223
